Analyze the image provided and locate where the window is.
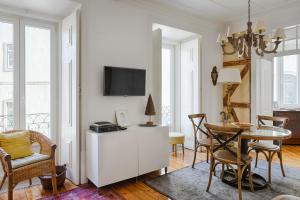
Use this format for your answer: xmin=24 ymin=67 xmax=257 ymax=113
xmin=273 ymin=54 xmax=300 ymax=108
xmin=276 ymin=25 xmax=300 ymax=52
xmin=161 ymin=45 xmax=175 ymax=128
xmin=0 ymin=16 xmax=56 ymax=138
xmin=3 ymin=43 xmax=13 ymax=71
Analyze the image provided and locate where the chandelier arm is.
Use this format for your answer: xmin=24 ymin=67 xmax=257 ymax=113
xmin=255 ymin=48 xmax=264 ymax=56
xmin=260 ymin=40 xmax=281 ymax=54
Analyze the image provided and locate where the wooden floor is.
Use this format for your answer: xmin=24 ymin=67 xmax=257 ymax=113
xmin=1 ymin=145 xmax=300 ymax=200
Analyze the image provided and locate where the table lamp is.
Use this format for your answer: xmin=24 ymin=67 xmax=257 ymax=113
xmin=218 ymin=68 xmax=241 ymax=122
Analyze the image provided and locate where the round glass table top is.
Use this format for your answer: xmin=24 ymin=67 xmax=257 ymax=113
xmin=209 ymin=123 xmax=292 ymax=140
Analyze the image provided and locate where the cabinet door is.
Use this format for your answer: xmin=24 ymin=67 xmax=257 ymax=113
xmin=99 ymin=131 xmax=138 ymax=186
xmin=138 ymin=126 xmax=169 ymax=175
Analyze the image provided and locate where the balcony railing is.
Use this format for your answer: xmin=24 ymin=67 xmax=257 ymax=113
xmin=0 ymin=113 xmax=50 ymax=137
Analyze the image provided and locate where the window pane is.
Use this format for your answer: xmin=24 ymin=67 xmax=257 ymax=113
xmin=283 ymin=55 xmax=298 ymax=105
xmin=0 ymin=21 xmax=14 ymax=130
xmin=284 ymin=39 xmax=297 ymax=51
xmin=273 ymin=57 xmax=279 ymax=103
xmin=284 ymin=27 xmax=296 ymax=40
xmin=25 ymin=26 xmax=51 ymax=137
xmin=161 ymin=48 xmax=171 ymax=127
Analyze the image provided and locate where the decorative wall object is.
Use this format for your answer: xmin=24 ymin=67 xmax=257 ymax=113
xmin=211 ymin=66 xmax=218 ymax=86
xmin=145 ymin=94 xmax=156 ymax=125
xmin=116 ymin=109 xmax=129 ymax=127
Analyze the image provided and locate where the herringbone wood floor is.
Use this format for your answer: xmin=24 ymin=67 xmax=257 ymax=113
xmin=1 ymin=145 xmax=299 ymax=200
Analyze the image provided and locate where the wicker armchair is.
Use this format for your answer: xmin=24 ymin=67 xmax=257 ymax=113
xmin=0 ymin=130 xmax=57 ymax=200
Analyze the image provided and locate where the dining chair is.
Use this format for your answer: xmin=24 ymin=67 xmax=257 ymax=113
xmin=204 ymin=123 xmax=254 ymax=200
xmin=188 ymin=113 xmax=216 ymax=167
xmin=248 ymin=115 xmax=288 ymax=183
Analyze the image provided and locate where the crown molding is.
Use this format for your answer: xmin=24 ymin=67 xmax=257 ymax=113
xmin=120 ymin=0 xmax=224 ymax=32
xmin=0 ymin=3 xmax=62 ymax=22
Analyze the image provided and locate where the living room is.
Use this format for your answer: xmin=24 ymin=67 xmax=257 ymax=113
xmin=0 ymin=0 xmax=299 ymax=199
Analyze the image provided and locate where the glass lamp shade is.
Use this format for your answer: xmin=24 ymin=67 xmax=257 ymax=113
xmin=273 ymin=28 xmax=286 ymax=39
xmin=255 ymin=20 xmax=267 ymax=33
xmin=217 ymin=68 xmax=241 ymax=84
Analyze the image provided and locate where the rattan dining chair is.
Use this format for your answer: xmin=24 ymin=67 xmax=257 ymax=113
xmin=248 ymin=115 xmax=288 ymax=183
xmin=188 ymin=113 xmax=217 ymax=167
xmin=204 ymin=123 xmax=254 ymax=200
xmin=0 ymin=130 xmax=57 ymax=200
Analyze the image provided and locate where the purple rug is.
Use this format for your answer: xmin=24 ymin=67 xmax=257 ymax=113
xmin=39 ymin=186 xmax=125 ymax=200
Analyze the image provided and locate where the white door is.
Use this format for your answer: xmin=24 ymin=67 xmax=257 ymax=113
xmin=152 ymin=29 xmax=162 ymax=124
xmin=61 ymin=10 xmax=80 ymax=185
xmin=180 ymin=38 xmax=199 ymax=149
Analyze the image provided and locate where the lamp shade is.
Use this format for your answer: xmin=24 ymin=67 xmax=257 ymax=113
xmin=217 ymin=68 xmax=241 ymax=84
xmin=273 ymin=28 xmax=286 ymax=39
xmin=254 ymin=20 xmax=267 ymax=33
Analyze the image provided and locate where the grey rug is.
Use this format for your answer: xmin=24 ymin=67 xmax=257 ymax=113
xmin=145 ymin=161 xmax=300 ymax=200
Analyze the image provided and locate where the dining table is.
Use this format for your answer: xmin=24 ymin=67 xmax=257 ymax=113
xmin=213 ymin=123 xmax=292 ymax=190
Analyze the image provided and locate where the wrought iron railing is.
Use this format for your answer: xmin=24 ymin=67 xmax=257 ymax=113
xmin=0 ymin=113 xmax=50 ymax=137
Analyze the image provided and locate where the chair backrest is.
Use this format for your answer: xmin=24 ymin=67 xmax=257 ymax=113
xmin=188 ymin=114 xmax=208 ymax=139
xmin=204 ymin=123 xmax=245 ymax=164
xmin=257 ymin=115 xmax=288 ymax=129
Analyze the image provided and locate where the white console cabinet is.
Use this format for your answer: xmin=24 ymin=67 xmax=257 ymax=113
xmin=86 ymin=125 xmax=169 ymax=187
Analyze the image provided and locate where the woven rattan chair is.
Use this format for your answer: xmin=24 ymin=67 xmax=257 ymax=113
xmin=204 ymin=123 xmax=254 ymax=200
xmin=248 ymin=115 xmax=288 ymax=183
xmin=0 ymin=130 xmax=57 ymax=200
xmin=188 ymin=114 xmax=217 ymax=167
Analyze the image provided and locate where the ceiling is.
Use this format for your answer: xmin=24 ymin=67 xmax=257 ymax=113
xmin=149 ymin=0 xmax=300 ymax=23
xmin=0 ymin=0 xmax=80 ymax=18
xmin=153 ymin=23 xmax=197 ymax=41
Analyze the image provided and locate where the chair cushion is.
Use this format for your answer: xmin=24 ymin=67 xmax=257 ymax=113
xmin=11 ymin=153 xmax=50 ymax=169
xmin=272 ymin=195 xmax=300 ymax=200
xmin=0 ymin=131 xmax=33 ymax=159
xmin=214 ymin=149 xmax=252 ymax=164
xmin=169 ymin=132 xmax=185 ymax=144
xmin=248 ymin=141 xmax=279 ymax=151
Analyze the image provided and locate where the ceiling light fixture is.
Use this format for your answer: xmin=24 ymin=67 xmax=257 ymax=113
xmin=217 ymin=0 xmax=286 ymax=58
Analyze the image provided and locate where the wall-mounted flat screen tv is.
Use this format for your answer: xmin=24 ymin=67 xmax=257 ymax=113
xmin=104 ymin=66 xmax=146 ymax=96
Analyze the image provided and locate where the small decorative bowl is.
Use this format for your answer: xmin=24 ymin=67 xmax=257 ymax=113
xmin=231 ymin=122 xmax=254 ymax=129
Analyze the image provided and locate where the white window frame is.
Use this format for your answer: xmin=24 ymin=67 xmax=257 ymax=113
xmin=0 ymin=13 xmax=58 ymax=140
xmin=20 ymin=18 xmax=57 ymax=140
xmin=274 ymin=54 xmax=300 ymax=109
xmin=161 ymin=43 xmax=175 ymax=130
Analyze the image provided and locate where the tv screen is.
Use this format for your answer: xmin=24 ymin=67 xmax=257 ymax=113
xmin=104 ymin=66 xmax=146 ymax=96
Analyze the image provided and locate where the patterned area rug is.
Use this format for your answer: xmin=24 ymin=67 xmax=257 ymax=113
xmin=145 ymin=161 xmax=300 ymax=200
xmin=39 ymin=186 xmax=125 ymax=200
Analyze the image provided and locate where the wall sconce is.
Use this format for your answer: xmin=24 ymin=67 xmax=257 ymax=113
xmin=211 ymin=66 xmax=218 ymax=86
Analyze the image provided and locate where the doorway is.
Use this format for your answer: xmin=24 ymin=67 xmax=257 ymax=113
xmin=153 ymin=24 xmax=201 ymax=149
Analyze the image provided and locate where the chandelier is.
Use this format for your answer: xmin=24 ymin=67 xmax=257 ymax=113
xmin=217 ymin=0 xmax=286 ymax=58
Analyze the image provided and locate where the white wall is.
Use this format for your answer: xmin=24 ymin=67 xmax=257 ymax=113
xmin=77 ymin=0 xmax=223 ymax=183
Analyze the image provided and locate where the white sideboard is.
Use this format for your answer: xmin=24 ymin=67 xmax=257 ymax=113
xmin=86 ymin=125 xmax=169 ymax=187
